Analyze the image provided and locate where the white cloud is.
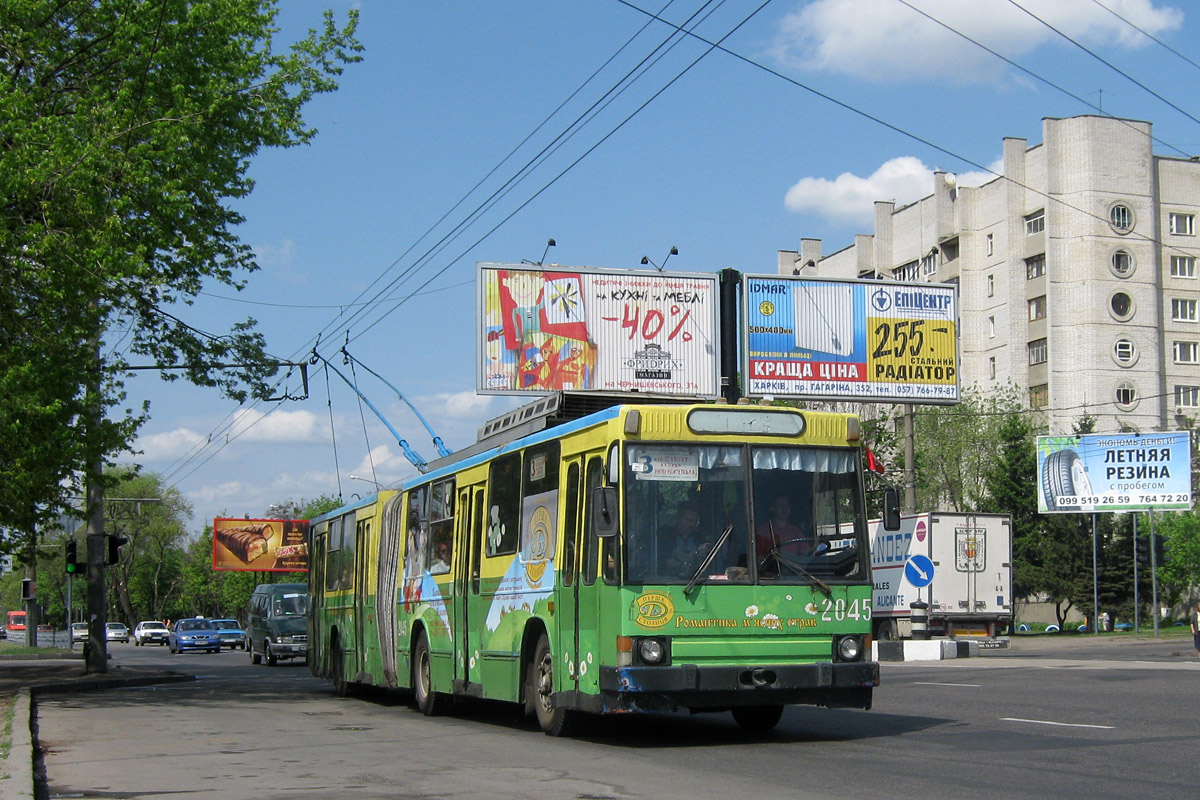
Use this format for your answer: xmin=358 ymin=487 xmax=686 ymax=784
xmin=136 ymin=427 xmax=206 ymax=461
xmin=229 ymin=408 xmax=322 ymax=442
xmin=252 ymin=238 xmax=296 ymax=268
xmin=772 ymin=0 xmax=1183 ymax=84
xmin=784 ymin=156 xmax=1000 ymax=226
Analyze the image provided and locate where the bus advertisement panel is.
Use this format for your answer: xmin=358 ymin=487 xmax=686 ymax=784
xmin=309 ymin=401 xmax=888 ymax=736
xmin=477 ymin=263 xmax=720 ymax=398
xmin=212 ymin=518 xmax=309 ymax=572
xmin=1037 ymin=432 xmax=1193 ymax=513
xmin=742 ymin=276 xmax=960 ymax=403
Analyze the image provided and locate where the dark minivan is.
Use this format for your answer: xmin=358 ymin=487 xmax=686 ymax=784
xmin=247 ymin=583 xmax=308 ymax=666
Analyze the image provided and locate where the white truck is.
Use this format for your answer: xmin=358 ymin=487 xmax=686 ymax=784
xmin=868 ymin=512 xmax=1012 ymax=641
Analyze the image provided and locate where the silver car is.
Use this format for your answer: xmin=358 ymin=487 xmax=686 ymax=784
xmin=105 ymin=622 xmax=130 ymax=643
xmin=71 ymin=622 xmax=88 ymax=643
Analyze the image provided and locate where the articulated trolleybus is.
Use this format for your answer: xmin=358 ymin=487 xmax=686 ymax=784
xmin=309 ymin=398 xmax=892 ymax=735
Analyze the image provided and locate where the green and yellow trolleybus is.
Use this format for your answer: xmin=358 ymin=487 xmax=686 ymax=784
xmin=309 ymin=399 xmax=895 ymax=734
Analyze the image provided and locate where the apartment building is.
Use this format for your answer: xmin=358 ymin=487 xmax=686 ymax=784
xmin=780 ymin=115 xmax=1200 ymax=436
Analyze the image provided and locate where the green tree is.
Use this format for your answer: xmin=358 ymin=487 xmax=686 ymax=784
xmin=0 ymin=1 xmax=362 ymax=547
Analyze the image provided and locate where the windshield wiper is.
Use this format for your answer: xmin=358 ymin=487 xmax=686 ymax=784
xmin=767 ymin=549 xmax=832 ymax=596
xmin=684 ymin=523 xmax=734 ymax=594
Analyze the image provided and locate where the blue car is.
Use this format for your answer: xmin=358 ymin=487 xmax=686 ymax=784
xmin=211 ymin=618 xmax=247 ymax=650
xmin=169 ymin=618 xmax=220 ymax=654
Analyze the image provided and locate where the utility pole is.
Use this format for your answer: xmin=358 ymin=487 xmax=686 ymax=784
xmin=903 ymin=404 xmax=916 ymax=513
xmin=85 ymin=312 xmax=109 ymax=673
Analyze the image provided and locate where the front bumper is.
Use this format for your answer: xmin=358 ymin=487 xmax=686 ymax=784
xmin=269 ymin=640 xmax=307 ymax=657
xmin=593 ymin=660 xmax=878 ymax=713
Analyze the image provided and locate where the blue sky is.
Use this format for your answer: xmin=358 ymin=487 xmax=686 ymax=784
xmin=124 ymin=0 xmax=1200 ymax=530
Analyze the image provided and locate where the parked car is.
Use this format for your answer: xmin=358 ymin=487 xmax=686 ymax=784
xmin=71 ymin=622 xmax=89 ymax=643
xmin=211 ymin=618 xmax=247 ymax=650
xmin=104 ymin=622 xmax=130 ymax=643
xmin=133 ymin=620 xmax=170 ymax=646
xmin=168 ymin=618 xmax=220 ymax=654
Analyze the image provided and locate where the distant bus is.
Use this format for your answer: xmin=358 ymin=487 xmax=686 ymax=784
xmin=309 ymin=400 xmax=895 ymax=735
xmin=6 ymin=610 xmax=27 ymax=636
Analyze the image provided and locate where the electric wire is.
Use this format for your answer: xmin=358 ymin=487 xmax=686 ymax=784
xmin=1004 ymin=0 xmax=1200 ymax=131
xmin=1088 ymin=0 xmax=1200 ymax=77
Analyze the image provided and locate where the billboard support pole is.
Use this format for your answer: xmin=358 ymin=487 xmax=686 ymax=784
xmin=1150 ymin=508 xmax=1159 ymax=637
xmin=1132 ymin=512 xmax=1139 ymax=634
xmin=719 ymin=268 xmax=741 ymax=405
xmin=1092 ymin=513 xmax=1099 ymax=636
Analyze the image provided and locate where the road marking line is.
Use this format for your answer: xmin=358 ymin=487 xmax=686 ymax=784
xmin=1001 ymin=717 xmax=1114 ymax=730
xmin=914 ymin=682 xmax=980 ymax=687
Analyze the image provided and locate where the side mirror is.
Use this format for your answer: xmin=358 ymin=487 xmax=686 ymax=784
xmin=882 ymin=487 xmax=901 ymax=531
xmin=591 ymin=486 xmax=619 ymax=539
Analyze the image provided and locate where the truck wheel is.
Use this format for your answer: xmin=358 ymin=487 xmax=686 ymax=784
xmin=250 ymin=641 xmax=261 ymax=665
xmin=874 ymin=619 xmax=898 ymax=641
xmin=266 ymin=644 xmax=277 ymax=666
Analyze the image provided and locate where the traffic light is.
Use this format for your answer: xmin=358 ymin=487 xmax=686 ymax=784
xmin=65 ymin=540 xmax=79 ymax=575
xmin=1135 ymin=536 xmax=1149 ymax=566
xmin=1153 ymin=534 xmax=1167 ymax=565
xmin=106 ymin=534 xmax=128 ymax=565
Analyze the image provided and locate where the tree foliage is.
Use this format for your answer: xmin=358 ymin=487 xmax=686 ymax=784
xmin=0 ymin=0 xmax=361 ymax=545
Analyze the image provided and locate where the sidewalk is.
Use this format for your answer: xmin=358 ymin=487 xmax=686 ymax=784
xmin=0 ymin=654 xmax=193 ymax=800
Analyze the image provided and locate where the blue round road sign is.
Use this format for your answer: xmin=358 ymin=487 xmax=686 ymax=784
xmin=905 ymin=554 xmax=935 ymax=588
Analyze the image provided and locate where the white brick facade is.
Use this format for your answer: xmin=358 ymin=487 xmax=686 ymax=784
xmin=780 ymin=116 xmax=1200 ymax=435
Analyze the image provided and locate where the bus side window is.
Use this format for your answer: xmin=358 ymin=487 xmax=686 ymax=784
xmin=563 ymin=462 xmax=580 ymax=587
xmin=471 ymin=489 xmax=485 ymax=593
xmin=583 ymin=456 xmax=604 ymax=586
xmin=487 ymin=453 xmax=520 ymax=556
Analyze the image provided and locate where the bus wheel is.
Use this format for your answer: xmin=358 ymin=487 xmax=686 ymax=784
xmin=732 ymin=705 xmax=784 ymax=732
xmin=332 ymin=639 xmax=351 ymax=697
xmin=529 ymin=634 xmax=579 ymax=737
xmin=413 ymin=631 xmax=447 ymax=716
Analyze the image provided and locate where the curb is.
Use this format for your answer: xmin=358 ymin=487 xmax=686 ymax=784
xmin=3 ymin=670 xmax=194 ymax=800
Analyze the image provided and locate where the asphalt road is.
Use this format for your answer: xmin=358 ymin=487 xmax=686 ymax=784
xmin=34 ymin=634 xmax=1200 ymax=800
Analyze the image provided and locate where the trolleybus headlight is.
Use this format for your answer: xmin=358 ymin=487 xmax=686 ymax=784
xmin=634 ymin=636 xmax=670 ymax=665
xmin=834 ymin=635 xmax=864 ymax=662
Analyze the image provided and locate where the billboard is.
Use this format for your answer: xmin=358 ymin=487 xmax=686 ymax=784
xmin=213 ymin=518 xmax=309 ymax=572
xmin=742 ymin=276 xmax=960 ymax=403
xmin=478 ymin=263 xmax=720 ymax=398
xmin=1037 ymin=433 xmax=1194 ymax=513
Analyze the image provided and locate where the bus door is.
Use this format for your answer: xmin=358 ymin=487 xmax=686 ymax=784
xmin=354 ymin=517 xmax=371 ymax=679
xmin=572 ymin=455 xmax=607 ymax=699
xmin=460 ymin=485 xmax=486 ymax=687
xmin=554 ymin=459 xmax=584 ymax=695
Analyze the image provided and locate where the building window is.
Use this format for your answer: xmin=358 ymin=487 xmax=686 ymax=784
xmin=1029 ymin=384 xmax=1048 ymax=409
xmin=1109 ymin=203 xmax=1134 ymax=234
xmin=1110 ymin=292 xmax=1134 ymax=321
xmin=1174 ymin=340 xmax=1199 ymax=364
xmin=1172 ymin=298 xmax=1198 ymax=322
xmin=894 ymin=260 xmax=919 ymax=281
xmin=1025 ymin=254 xmax=1045 ymax=279
xmin=987 ymin=274 xmax=994 ymax=297
xmin=988 ymin=316 xmax=995 ymax=338
xmin=1169 ymin=212 xmax=1195 ymax=236
xmin=1176 ymin=385 xmax=1200 ymax=408
xmin=921 ymin=251 xmax=937 ymax=276
xmin=1112 ymin=339 xmax=1137 ymax=366
xmin=1025 ymin=210 xmax=1045 ymax=235
xmin=1028 ymin=338 xmax=1048 ymax=365
xmin=1110 ymin=249 xmax=1134 ymax=277
xmin=1171 ymin=255 xmax=1196 ymax=278
xmin=1115 ymin=382 xmax=1138 ymax=408
xmin=1028 ymin=296 xmax=1047 ymax=321
xmin=988 ymin=356 xmax=996 ymax=380
xmin=986 ymin=233 xmax=994 ymax=257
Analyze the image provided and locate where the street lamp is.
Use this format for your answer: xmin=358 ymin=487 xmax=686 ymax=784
xmin=349 ymin=474 xmax=385 ymax=490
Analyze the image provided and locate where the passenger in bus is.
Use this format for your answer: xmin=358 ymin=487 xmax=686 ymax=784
xmin=665 ymin=503 xmax=715 ymax=577
xmin=430 ymin=540 xmax=451 ymax=575
xmin=755 ymin=495 xmax=811 ymax=572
